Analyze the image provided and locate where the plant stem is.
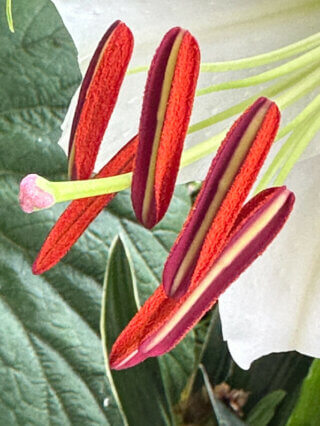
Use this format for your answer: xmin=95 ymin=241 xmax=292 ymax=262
xmin=6 ymin=0 xmax=14 ymax=33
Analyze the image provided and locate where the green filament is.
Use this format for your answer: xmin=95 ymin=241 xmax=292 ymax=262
xmin=256 ymin=103 xmax=320 ymax=193
xmin=127 ymin=32 xmax=320 ymax=75
xmin=127 ymin=65 xmax=148 ymax=75
xmin=275 ymin=66 xmax=320 ymax=110
xmin=277 ymin=91 xmax=320 ymax=140
xmin=274 ymin=116 xmax=320 ymax=185
xmin=188 ymin=64 xmax=317 ymax=135
xmin=196 ymin=46 xmax=320 ymax=96
xmin=41 ymin=173 xmax=132 ymax=203
xmin=185 ymin=66 xmax=320 ymax=167
xmin=200 ymin=32 xmax=320 ymax=71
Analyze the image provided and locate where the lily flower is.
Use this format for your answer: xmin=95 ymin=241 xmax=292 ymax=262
xmin=25 ymin=0 xmax=320 ymax=368
xmin=109 ymin=97 xmax=294 ymax=369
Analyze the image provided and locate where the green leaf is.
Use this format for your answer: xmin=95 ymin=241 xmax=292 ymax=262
xmin=100 ymin=188 xmax=196 ymax=410
xmin=201 ymin=306 xmax=231 ymax=386
xmin=229 ymin=352 xmax=311 ymax=425
xmin=101 ymin=236 xmax=171 ymax=426
xmin=0 ymin=1 xmax=195 ymax=424
xmin=247 ymin=390 xmax=286 ymax=426
xmin=197 ymin=306 xmax=311 ymax=426
xmin=200 ymin=364 xmax=246 ymax=426
xmin=286 ymin=359 xmax=320 ymax=426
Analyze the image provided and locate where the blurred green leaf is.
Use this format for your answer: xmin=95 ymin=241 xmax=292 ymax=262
xmin=230 ymin=352 xmax=311 ymax=425
xmin=105 ymin=189 xmax=196 ymax=412
xmin=201 ymin=307 xmax=231 ymax=386
xmin=247 ymin=390 xmax=286 ymax=426
xmin=286 ymin=359 xmax=320 ymax=426
xmin=101 ymin=236 xmax=171 ymax=426
xmin=200 ymin=364 xmax=246 ymax=426
xmin=198 ymin=305 xmax=311 ymax=426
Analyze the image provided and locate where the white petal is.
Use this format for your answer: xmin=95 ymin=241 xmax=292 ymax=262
xmin=219 ymin=152 xmax=320 ymax=369
xmin=51 ymin=0 xmax=320 ymax=179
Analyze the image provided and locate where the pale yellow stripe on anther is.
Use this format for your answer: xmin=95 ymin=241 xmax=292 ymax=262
xmin=170 ymin=100 xmax=272 ymax=295
xmin=115 ymin=349 xmax=139 ymax=368
xmin=141 ymin=30 xmax=185 ymax=225
xmin=144 ymin=190 xmax=288 ymax=352
xmin=68 ymin=34 xmax=112 ymax=178
xmin=68 ymin=141 xmax=76 ymax=178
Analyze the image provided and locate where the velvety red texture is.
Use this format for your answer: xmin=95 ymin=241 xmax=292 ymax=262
xmin=131 ymin=28 xmax=200 ymax=228
xmin=68 ymin=21 xmax=134 ymax=180
xmin=131 ymin=28 xmax=180 ymax=227
xmin=109 ymin=186 xmax=294 ymax=369
xmin=163 ymin=98 xmax=280 ymax=298
xmin=33 ymin=136 xmax=138 ymax=274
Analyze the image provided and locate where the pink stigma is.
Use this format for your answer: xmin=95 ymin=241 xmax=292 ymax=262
xmin=19 ymin=174 xmax=54 ymax=213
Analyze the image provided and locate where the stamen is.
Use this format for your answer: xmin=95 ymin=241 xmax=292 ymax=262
xmin=277 ymin=91 xmax=320 ymax=139
xmin=163 ymin=98 xmax=279 ymax=298
xmin=68 ymin=21 xmax=134 ymax=180
xmin=200 ymin=32 xmax=320 ymax=71
xmin=32 ymin=136 xmax=137 ymax=274
xmin=131 ymin=27 xmax=200 ymax=228
xmin=109 ymin=186 xmax=295 ymax=369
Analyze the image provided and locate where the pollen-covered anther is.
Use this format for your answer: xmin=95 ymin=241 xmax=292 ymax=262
xmin=131 ymin=27 xmax=200 ymax=229
xmin=68 ymin=20 xmax=134 ymax=180
xmin=32 ymin=136 xmax=138 ymax=274
xmin=109 ymin=186 xmax=295 ymax=370
xmin=163 ymin=97 xmax=280 ymax=299
xmin=19 ymin=174 xmax=55 ymax=213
